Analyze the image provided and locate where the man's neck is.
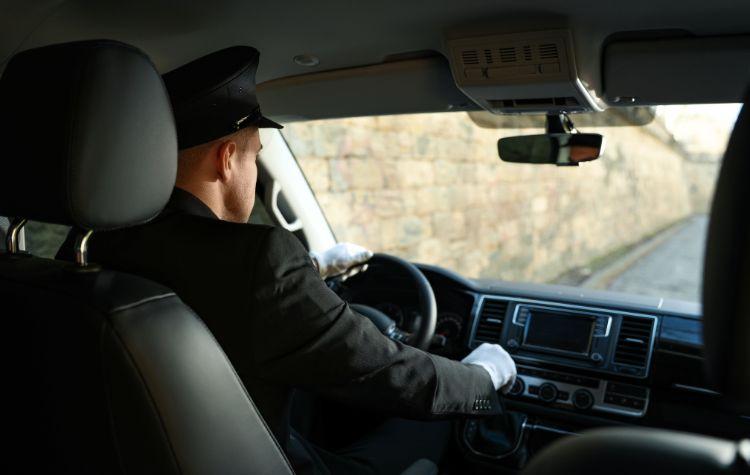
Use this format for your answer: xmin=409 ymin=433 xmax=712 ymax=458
xmin=167 ymin=187 xmax=219 ymax=220
xmin=173 ymin=183 xmax=227 ymax=220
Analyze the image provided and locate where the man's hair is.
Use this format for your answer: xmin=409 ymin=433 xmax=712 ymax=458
xmin=177 ymin=126 xmax=257 ymax=164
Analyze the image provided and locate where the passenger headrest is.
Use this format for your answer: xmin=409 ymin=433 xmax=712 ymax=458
xmin=702 ymin=93 xmax=750 ymax=409
xmin=0 ymin=40 xmax=177 ymax=230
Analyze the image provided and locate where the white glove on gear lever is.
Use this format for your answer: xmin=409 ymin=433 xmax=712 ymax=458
xmin=462 ymin=343 xmax=517 ymax=394
xmin=310 ymin=243 xmax=374 ymax=280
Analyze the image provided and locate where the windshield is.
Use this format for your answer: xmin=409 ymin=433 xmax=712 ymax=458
xmin=284 ymin=105 xmax=741 ymax=304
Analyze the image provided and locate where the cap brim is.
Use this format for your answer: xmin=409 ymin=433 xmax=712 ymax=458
xmin=256 ymin=115 xmax=283 ymax=129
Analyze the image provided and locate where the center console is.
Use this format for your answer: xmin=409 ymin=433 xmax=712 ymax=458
xmin=462 ymin=295 xmax=660 ymax=467
xmin=510 ymin=365 xmax=650 ymax=417
xmin=469 ymin=296 xmax=659 ymax=418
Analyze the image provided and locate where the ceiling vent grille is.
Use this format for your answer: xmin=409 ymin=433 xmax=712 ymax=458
xmin=487 ymin=97 xmax=581 ymax=110
xmin=461 ymin=49 xmax=480 ymax=65
xmin=614 ymin=317 xmax=655 ymax=368
xmin=539 ymin=43 xmax=559 ymax=60
xmin=499 ymin=47 xmax=517 ymax=63
xmin=523 ymin=45 xmax=533 ymax=61
xmin=473 ymin=299 xmax=509 ymax=344
xmin=484 ymin=48 xmax=494 ymax=64
xmin=460 ymin=42 xmax=562 ymax=68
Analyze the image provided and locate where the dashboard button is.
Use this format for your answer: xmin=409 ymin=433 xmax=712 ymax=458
xmin=572 ymin=389 xmax=594 ymax=410
xmin=538 ymin=383 xmax=558 ymax=403
xmin=508 ymin=377 xmax=526 ymax=396
xmin=529 ymin=385 xmax=540 ymax=395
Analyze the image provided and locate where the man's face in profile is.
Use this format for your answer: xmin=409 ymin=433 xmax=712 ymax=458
xmin=227 ymin=128 xmax=262 ymax=222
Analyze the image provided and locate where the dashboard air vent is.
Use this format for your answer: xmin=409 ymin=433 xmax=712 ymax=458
xmin=614 ymin=317 xmax=655 ymax=368
xmin=474 ymin=299 xmax=509 ymax=344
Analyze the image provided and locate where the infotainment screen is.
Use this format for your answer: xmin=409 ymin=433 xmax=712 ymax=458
xmin=524 ymin=310 xmax=595 ymax=355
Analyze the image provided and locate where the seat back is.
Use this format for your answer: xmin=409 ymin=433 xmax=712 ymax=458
xmin=703 ymin=94 xmax=750 ymax=409
xmin=521 ymin=427 xmax=748 ymax=475
xmin=0 ymin=40 xmax=292 ymax=474
xmin=3 ymin=260 xmax=293 ymax=474
xmin=0 ymin=216 xmax=7 ymax=251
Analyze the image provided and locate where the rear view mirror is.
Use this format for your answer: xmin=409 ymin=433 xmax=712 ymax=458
xmin=498 ymin=133 xmax=604 ymax=166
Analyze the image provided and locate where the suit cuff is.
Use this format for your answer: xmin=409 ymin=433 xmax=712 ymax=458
xmin=429 ymin=355 xmax=502 ymax=416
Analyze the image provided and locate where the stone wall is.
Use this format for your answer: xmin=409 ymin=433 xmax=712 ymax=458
xmin=283 ymin=112 xmax=717 ymax=283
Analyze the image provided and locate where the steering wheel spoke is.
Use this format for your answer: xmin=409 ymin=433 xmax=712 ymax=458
xmin=347 ymin=254 xmax=437 ymax=350
xmin=388 ymin=328 xmax=412 ymax=344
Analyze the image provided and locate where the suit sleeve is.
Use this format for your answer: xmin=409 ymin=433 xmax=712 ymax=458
xmin=248 ymin=227 xmax=502 ymax=418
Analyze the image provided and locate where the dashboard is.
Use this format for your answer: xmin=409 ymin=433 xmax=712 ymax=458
xmin=371 ymin=300 xmax=469 ymax=353
xmin=471 ymin=296 xmax=656 ymax=418
xmin=339 ymin=261 xmax=750 ymax=443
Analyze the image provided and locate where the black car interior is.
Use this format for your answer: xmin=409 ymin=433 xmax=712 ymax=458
xmin=0 ymin=40 xmax=293 ymax=474
xmin=1 ymin=37 xmax=749 ymax=473
xmin=517 ymin=93 xmax=750 ymax=474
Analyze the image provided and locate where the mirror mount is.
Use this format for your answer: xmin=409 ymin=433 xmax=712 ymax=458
xmin=546 ymin=113 xmax=578 ymax=134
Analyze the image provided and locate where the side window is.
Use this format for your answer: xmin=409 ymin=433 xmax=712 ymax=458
xmin=24 ymin=221 xmax=70 ymax=259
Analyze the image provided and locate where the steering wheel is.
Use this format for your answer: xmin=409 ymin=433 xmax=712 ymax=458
xmin=347 ymin=253 xmax=437 ymax=350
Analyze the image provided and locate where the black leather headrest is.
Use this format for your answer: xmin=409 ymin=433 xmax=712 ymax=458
xmin=702 ymin=95 xmax=750 ymax=409
xmin=0 ymin=40 xmax=177 ymax=230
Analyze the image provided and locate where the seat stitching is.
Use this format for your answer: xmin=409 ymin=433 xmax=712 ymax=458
xmin=104 ymin=315 xmax=184 ymax=474
xmin=108 ymin=292 xmax=176 ymax=314
xmin=187 ymin=308 xmax=295 ymax=473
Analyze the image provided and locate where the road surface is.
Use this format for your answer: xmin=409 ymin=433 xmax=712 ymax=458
xmin=606 ymin=215 xmax=708 ymax=303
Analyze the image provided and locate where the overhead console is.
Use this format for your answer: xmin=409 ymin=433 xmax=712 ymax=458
xmin=469 ymin=296 xmax=658 ymax=418
xmin=445 ymin=30 xmax=605 ymax=114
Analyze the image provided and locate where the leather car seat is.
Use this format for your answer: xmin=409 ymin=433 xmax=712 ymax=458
xmin=0 ymin=216 xmax=8 ymax=251
xmin=0 ymin=40 xmax=293 ymax=474
xmin=521 ymin=97 xmax=750 ymax=475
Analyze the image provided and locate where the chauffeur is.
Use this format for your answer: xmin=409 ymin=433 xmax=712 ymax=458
xmin=63 ymin=47 xmax=517 ymax=474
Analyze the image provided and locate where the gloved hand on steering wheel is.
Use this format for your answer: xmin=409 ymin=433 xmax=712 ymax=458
xmin=310 ymin=242 xmax=374 ymax=280
xmin=462 ymin=343 xmax=517 ymax=394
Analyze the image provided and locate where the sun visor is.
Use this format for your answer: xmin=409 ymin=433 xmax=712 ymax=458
xmin=445 ymin=30 xmax=605 ymax=115
xmin=256 ymin=57 xmax=477 ymax=123
xmin=603 ymin=35 xmax=750 ymax=105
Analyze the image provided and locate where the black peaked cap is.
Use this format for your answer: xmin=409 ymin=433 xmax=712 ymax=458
xmin=163 ymin=46 xmax=281 ymax=150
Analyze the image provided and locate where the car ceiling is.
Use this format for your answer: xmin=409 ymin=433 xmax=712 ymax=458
xmin=1 ymin=0 xmax=749 ymax=118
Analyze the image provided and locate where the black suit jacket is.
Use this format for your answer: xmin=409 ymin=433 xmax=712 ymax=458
xmin=61 ymin=189 xmax=501 ymax=470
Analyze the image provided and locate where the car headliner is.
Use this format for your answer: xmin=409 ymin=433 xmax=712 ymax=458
xmin=1 ymin=0 xmax=749 ymax=119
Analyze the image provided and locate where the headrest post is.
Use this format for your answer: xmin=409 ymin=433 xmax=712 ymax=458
xmin=6 ymin=217 xmax=27 ymax=254
xmin=74 ymin=230 xmax=94 ymax=267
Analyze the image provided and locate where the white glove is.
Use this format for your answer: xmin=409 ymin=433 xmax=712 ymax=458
xmin=462 ymin=343 xmax=517 ymax=394
xmin=310 ymin=242 xmax=374 ymax=280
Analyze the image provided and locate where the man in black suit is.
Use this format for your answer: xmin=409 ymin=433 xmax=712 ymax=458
xmin=63 ymin=46 xmax=517 ymax=474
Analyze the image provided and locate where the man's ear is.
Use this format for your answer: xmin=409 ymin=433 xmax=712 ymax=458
xmin=215 ymin=139 xmax=237 ymax=182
